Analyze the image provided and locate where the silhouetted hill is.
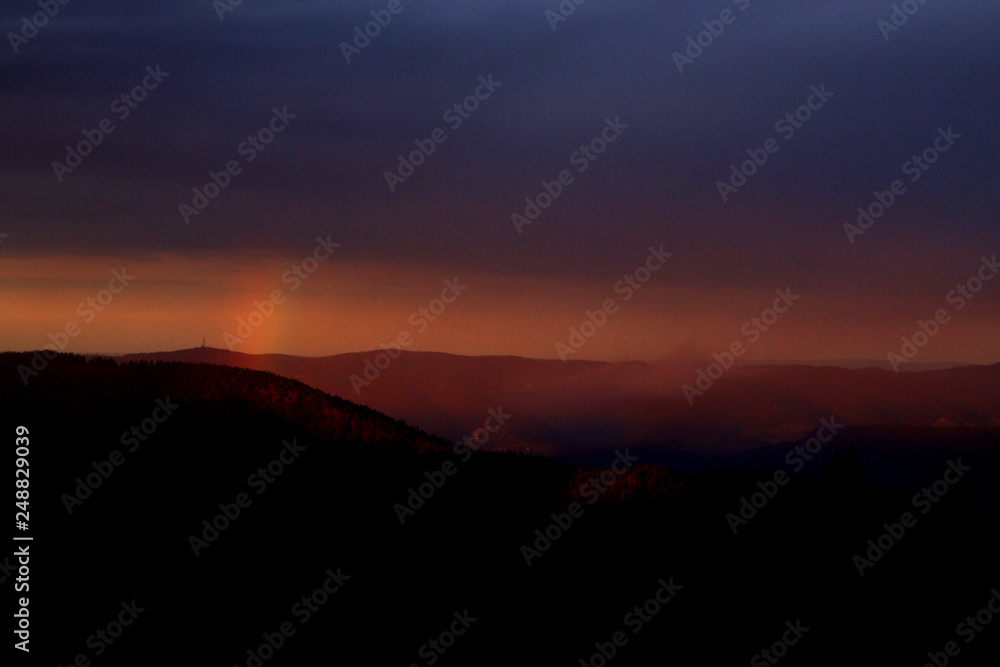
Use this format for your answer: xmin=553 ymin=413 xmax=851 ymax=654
xmin=118 ymin=348 xmax=1000 ymax=472
xmin=2 ymin=352 xmax=997 ymax=666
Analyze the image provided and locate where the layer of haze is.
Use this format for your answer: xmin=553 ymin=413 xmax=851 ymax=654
xmin=2 ymin=251 xmax=998 ymax=364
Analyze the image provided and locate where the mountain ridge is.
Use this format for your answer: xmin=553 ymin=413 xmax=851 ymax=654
xmin=110 ymin=348 xmax=1000 ymax=463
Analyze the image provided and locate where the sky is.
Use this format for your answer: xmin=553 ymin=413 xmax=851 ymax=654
xmin=1 ymin=0 xmax=998 ymax=363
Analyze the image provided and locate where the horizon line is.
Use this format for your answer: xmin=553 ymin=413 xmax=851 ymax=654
xmin=5 ymin=346 xmax=988 ymax=371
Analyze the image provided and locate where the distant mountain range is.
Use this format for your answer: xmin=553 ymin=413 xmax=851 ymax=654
xmin=118 ymin=348 xmax=1000 ymax=459
xmin=737 ymin=358 xmax=972 ymax=371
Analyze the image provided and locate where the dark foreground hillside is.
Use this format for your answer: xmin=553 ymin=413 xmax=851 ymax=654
xmin=2 ymin=353 xmax=997 ymax=666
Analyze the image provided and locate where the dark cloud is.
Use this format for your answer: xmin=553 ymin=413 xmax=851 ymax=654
xmin=1 ymin=0 xmax=997 ymax=294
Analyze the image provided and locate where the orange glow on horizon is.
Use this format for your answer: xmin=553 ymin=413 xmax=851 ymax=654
xmin=1 ymin=251 xmax=998 ymax=365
